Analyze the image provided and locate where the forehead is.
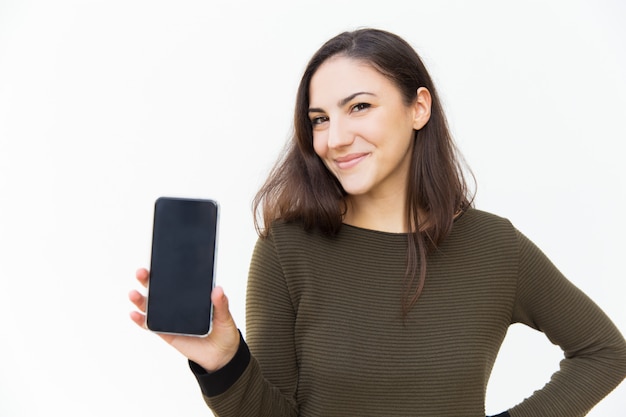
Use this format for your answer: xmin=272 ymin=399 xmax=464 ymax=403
xmin=309 ymin=56 xmax=398 ymax=105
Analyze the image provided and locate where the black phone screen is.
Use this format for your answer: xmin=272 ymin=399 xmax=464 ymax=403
xmin=146 ymin=197 xmax=218 ymax=336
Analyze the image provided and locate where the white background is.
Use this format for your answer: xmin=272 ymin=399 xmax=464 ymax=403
xmin=1 ymin=0 xmax=624 ymax=416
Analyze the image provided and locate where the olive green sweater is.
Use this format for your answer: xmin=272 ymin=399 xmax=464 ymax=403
xmin=191 ymin=209 xmax=626 ymax=416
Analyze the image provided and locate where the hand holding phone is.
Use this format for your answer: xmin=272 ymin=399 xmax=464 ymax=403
xmin=129 ymin=197 xmax=240 ymax=371
xmin=130 ymin=268 xmax=240 ymax=372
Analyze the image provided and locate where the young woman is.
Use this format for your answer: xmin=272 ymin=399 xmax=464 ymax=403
xmin=130 ymin=28 xmax=626 ymax=416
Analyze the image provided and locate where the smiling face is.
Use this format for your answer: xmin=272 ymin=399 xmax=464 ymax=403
xmin=309 ymin=56 xmax=431 ymax=205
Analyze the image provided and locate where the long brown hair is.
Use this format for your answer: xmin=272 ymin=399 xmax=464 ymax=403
xmin=253 ymin=28 xmax=474 ymax=315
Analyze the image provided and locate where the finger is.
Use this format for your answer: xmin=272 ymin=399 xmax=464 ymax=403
xmin=129 ymin=310 xmax=146 ymax=329
xmin=135 ymin=268 xmax=149 ymax=288
xmin=211 ymin=286 xmax=234 ymax=326
xmin=128 ymin=289 xmax=147 ymax=312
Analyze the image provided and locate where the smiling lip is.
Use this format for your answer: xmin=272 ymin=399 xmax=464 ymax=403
xmin=334 ymin=153 xmax=369 ymax=170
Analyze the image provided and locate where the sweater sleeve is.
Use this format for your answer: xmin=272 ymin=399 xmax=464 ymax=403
xmin=192 ymin=234 xmax=299 ymax=417
xmin=509 ymin=230 xmax=626 ymax=417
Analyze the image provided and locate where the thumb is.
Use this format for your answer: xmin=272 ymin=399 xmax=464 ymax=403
xmin=211 ymin=286 xmax=234 ymax=326
xmin=210 ymin=286 xmax=240 ymax=355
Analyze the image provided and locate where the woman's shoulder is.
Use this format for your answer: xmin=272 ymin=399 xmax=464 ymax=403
xmin=457 ymin=207 xmax=515 ymax=229
xmin=262 ymin=220 xmax=330 ymax=250
xmin=450 ymin=207 xmax=520 ymax=245
xmin=267 ymin=219 xmax=318 ymax=238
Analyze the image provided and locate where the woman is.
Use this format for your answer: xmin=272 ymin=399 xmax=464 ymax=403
xmin=130 ymin=28 xmax=626 ymax=416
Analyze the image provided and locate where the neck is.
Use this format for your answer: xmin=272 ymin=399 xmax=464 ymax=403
xmin=343 ymin=193 xmax=408 ymax=233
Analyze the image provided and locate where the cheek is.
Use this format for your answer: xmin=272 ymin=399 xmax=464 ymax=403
xmin=312 ymin=133 xmax=327 ymax=158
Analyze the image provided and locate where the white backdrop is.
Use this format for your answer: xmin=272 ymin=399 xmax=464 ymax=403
xmin=1 ymin=1 xmax=624 ymax=416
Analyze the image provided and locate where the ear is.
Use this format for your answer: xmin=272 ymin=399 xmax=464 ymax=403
xmin=412 ymin=87 xmax=432 ymax=130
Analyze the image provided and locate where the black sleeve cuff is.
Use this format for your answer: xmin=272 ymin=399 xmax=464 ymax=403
xmin=188 ymin=330 xmax=251 ymax=397
xmin=488 ymin=412 xmax=510 ymax=417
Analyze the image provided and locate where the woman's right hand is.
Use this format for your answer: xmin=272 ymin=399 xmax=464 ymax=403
xmin=128 ymin=268 xmax=241 ymax=372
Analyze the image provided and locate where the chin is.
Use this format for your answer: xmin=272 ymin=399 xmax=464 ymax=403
xmin=341 ymin=185 xmax=371 ymax=196
xmin=337 ymin=176 xmax=374 ymax=197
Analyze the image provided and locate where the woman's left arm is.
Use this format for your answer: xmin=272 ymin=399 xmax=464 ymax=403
xmin=509 ymin=230 xmax=626 ymax=417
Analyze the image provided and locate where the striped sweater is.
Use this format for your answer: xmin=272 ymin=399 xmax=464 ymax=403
xmin=191 ymin=208 xmax=626 ymax=416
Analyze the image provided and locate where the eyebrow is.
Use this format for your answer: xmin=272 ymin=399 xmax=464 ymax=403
xmin=308 ymin=91 xmax=376 ymax=114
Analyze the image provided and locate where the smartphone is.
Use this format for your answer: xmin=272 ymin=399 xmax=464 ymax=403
xmin=146 ymin=197 xmax=219 ymax=337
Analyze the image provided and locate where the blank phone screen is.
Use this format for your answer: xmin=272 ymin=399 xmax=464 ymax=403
xmin=146 ymin=197 xmax=218 ymax=336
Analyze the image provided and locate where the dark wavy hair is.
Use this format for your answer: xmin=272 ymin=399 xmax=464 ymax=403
xmin=253 ymin=28 xmax=474 ymax=315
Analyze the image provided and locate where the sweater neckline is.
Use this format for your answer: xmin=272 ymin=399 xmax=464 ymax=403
xmin=340 ymin=208 xmax=472 ymax=237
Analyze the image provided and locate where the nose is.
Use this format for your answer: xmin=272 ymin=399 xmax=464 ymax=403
xmin=327 ymin=117 xmax=353 ymax=149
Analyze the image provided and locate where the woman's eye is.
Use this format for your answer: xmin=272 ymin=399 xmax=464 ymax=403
xmin=311 ymin=116 xmax=329 ymax=125
xmin=351 ymin=103 xmax=371 ymax=112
